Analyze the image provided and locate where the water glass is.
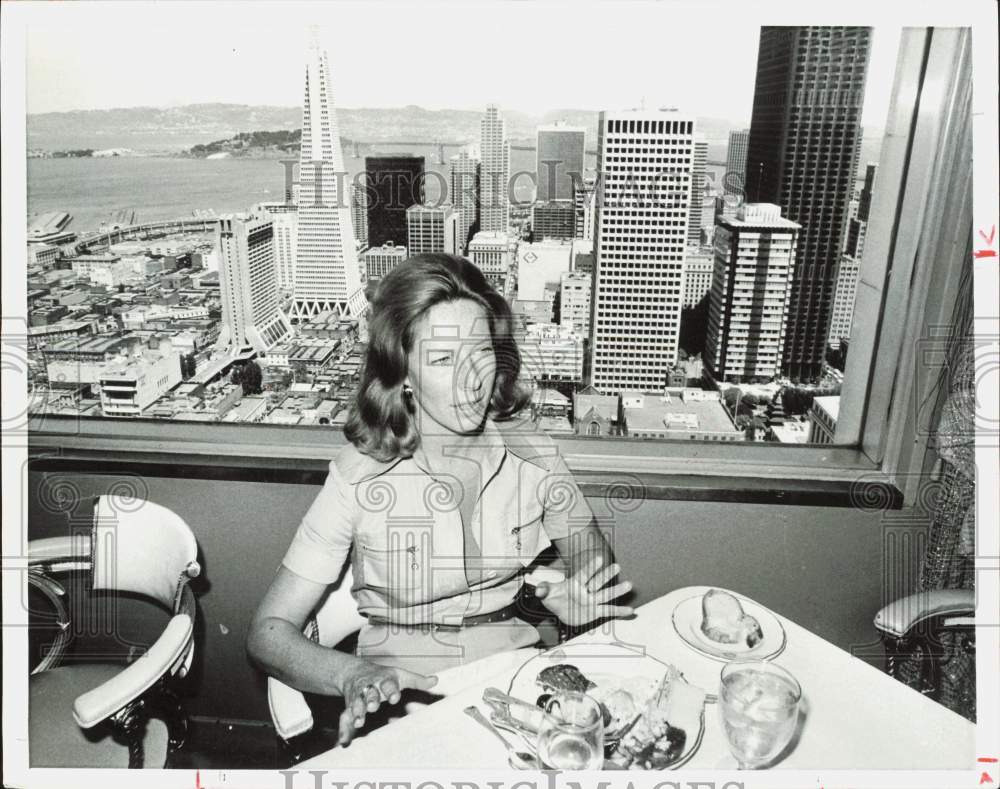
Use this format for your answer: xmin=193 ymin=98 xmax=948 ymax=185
xmin=536 ymin=691 xmax=605 ymax=770
xmin=718 ymin=659 xmax=801 ymax=769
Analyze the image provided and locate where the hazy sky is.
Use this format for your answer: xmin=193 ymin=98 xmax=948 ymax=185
xmin=17 ymin=1 xmax=910 ymax=127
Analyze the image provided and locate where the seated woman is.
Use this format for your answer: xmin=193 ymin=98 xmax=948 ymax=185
xmin=247 ymin=253 xmax=633 ymax=745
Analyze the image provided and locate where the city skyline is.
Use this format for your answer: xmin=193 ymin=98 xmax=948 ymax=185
xmin=19 ymin=3 xmax=902 ymax=130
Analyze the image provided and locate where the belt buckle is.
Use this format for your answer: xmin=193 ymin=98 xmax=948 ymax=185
xmin=432 ymin=621 xmax=462 ymax=633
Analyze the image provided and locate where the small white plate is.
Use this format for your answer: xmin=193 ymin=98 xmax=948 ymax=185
xmin=671 ymin=591 xmax=787 ymax=662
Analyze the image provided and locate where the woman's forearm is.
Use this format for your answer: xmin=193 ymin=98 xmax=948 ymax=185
xmin=246 ymin=616 xmax=366 ymax=696
xmin=563 ymin=522 xmax=615 ymax=579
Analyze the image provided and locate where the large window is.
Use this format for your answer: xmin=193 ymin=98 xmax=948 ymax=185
xmin=8 ymin=24 xmax=982 ymax=507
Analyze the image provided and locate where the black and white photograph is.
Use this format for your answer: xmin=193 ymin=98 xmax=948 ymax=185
xmin=2 ymin=1 xmax=997 ymax=787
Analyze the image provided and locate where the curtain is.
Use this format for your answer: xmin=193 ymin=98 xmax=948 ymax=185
xmin=896 ymin=274 xmax=976 ymax=720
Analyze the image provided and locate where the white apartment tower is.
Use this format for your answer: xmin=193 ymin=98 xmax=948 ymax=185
xmin=589 ymin=109 xmax=695 ymax=393
xmin=215 ymin=213 xmax=293 ymax=355
xmin=687 ymin=135 xmax=708 ymax=245
xmin=406 ymin=204 xmax=458 ymax=256
xmin=254 ymin=203 xmax=298 ymax=292
xmin=449 ymin=147 xmax=480 ymax=255
xmin=291 ymin=33 xmax=366 ymax=320
xmin=479 ymin=106 xmax=510 ymax=234
xmin=704 ymin=203 xmax=799 ymax=383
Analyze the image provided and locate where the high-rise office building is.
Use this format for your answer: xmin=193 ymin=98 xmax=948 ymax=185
xmin=560 ymin=271 xmax=592 ymax=337
xmin=827 ymin=255 xmax=862 ymax=349
xmin=468 ymin=231 xmax=516 ymax=297
xmin=844 ymin=162 xmax=877 ymax=259
xmin=350 ymin=180 xmax=369 ymax=249
xmin=589 ymin=109 xmax=694 ymax=393
xmin=531 ymin=201 xmax=576 ymax=240
xmin=291 ymin=34 xmax=366 ymax=320
xmin=725 ymin=129 xmax=750 ymax=199
xmin=366 ymin=155 xmax=425 ymax=248
xmin=480 ymin=106 xmax=510 ymax=233
xmin=406 ymin=204 xmax=458 ymax=255
xmin=363 ymin=242 xmax=408 ymax=281
xmin=574 ymin=175 xmax=597 ymax=241
xmin=688 ymin=136 xmax=709 ymax=245
xmin=516 ymin=240 xmax=573 ymax=302
xmin=536 ymin=123 xmax=586 ymax=202
xmin=704 ymin=204 xmax=799 ymax=383
xmin=828 ymin=162 xmax=876 ymax=349
xmin=745 ymin=26 xmax=871 ymax=380
xmin=682 ymin=246 xmax=714 ymax=308
xmin=449 ymin=148 xmax=480 ymax=254
xmin=215 ymin=212 xmax=293 ymax=355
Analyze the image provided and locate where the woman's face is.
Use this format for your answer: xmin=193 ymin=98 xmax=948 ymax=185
xmin=406 ymin=298 xmax=497 ymax=437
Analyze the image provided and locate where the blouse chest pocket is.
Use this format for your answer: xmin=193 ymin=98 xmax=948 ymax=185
xmin=508 ymin=507 xmax=551 ymax=566
xmin=358 ymin=537 xmax=433 ymax=606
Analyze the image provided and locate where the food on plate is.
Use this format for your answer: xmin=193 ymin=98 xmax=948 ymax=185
xmin=617 ymin=721 xmax=687 ymax=770
xmin=602 ymin=689 xmax=639 ymax=737
xmin=534 ymin=662 xmax=705 ymax=769
xmin=536 ymin=663 xmax=597 ymax=693
xmin=700 ymin=588 xmax=764 ymax=647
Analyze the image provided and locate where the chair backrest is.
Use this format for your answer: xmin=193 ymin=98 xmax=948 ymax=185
xmin=310 ymin=561 xmax=366 ymax=648
xmin=91 ymin=495 xmax=200 ymax=610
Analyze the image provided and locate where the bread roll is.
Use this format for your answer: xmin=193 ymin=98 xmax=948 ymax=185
xmin=700 ymin=588 xmax=764 ymax=647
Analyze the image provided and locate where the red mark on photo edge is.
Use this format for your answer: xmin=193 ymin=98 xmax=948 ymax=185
xmin=980 ymin=756 xmax=998 ymax=784
xmin=977 ymin=225 xmax=998 ymax=257
xmin=195 ymin=770 xmax=202 ymax=789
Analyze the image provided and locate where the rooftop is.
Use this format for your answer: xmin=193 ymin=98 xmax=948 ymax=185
xmin=43 ymin=334 xmax=135 ymax=356
xmin=812 ymin=395 xmax=841 ymax=421
xmin=720 ymin=203 xmax=801 ymax=230
xmin=623 ymin=392 xmax=741 ymax=435
xmin=574 ymin=391 xmax=618 ymax=421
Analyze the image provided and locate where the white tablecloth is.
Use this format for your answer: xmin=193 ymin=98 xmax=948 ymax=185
xmin=299 ymin=585 xmax=974 ymax=770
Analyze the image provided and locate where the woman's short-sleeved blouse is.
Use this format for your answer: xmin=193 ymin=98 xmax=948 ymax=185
xmin=281 ymin=417 xmax=594 ymax=626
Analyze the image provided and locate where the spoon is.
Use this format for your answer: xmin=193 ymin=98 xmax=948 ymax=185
xmin=464 ymin=705 xmax=541 ymax=770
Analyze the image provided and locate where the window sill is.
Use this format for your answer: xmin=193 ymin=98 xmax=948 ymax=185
xmin=28 ymin=415 xmax=902 ymax=509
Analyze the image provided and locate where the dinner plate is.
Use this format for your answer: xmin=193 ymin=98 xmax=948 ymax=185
xmin=671 ymin=590 xmax=787 ymax=661
xmin=507 ymin=642 xmax=705 ymax=770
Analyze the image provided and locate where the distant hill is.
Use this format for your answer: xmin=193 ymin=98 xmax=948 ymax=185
xmin=27 ymin=102 xmax=750 ymax=154
xmin=27 ymin=103 xmax=882 ymax=170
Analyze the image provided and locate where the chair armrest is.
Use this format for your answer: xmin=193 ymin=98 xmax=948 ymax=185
xmin=268 ymin=677 xmax=314 ymax=741
xmin=73 ymin=613 xmax=193 ymax=728
xmin=29 ymin=536 xmax=92 ymax=570
xmin=874 ymin=589 xmax=976 ymax=638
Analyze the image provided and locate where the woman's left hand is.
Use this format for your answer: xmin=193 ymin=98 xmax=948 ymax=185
xmin=532 ymin=555 xmax=634 ymax=627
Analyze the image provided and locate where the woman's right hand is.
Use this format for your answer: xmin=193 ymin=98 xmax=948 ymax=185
xmin=338 ymin=662 xmax=438 ymax=745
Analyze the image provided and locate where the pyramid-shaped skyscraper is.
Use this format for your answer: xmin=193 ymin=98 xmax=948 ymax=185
xmin=290 ymin=30 xmax=366 ymax=320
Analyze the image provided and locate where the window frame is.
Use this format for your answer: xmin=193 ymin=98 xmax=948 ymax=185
xmin=27 ymin=28 xmax=972 ymax=513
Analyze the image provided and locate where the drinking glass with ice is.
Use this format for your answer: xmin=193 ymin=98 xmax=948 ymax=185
xmin=718 ymin=659 xmax=801 ymax=769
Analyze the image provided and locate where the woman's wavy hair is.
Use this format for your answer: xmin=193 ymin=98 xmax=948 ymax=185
xmin=344 ymin=253 xmax=530 ymax=461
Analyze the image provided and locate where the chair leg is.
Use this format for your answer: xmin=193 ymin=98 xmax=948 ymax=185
xmin=108 ymin=699 xmax=148 ymax=768
xmin=147 ymin=682 xmax=189 ymax=764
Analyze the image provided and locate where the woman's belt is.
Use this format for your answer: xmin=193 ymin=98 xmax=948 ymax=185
xmin=364 ymin=600 xmax=521 ymax=632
